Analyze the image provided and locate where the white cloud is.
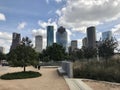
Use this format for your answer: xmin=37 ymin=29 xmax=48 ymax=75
xmin=0 ymin=13 xmax=6 ymax=21
xmin=111 ymin=24 xmax=120 ymax=35
xmin=66 ymin=29 xmax=72 ymax=43
xmin=38 ymin=19 xmax=58 ymax=30
xmin=0 ymin=32 xmax=12 ymax=53
xmin=0 ymin=32 xmax=12 ymax=40
xmin=55 ymin=0 xmax=62 ymax=3
xmin=17 ymin=22 xmax=27 ymax=30
xmin=110 ymin=24 xmax=120 ymax=49
xmin=46 ymin=0 xmax=49 ymax=4
xmin=56 ymin=9 xmax=61 ymax=16
xmin=58 ymin=0 xmax=120 ymax=33
xmin=32 ymin=29 xmax=46 ymax=38
xmin=46 ymin=0 xmax=63 ymax=4
xmin=96 ymin=32 xmax=102 ymax=41
xmin=77 ymin=39 xmax=82 ymax=48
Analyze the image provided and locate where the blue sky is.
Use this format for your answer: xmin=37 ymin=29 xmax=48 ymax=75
xmin=0 ymin=0 xmax=120 ymax=53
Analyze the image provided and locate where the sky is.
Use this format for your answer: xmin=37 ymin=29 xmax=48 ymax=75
xmin=0 ymin=0 xmax=120 ymax=53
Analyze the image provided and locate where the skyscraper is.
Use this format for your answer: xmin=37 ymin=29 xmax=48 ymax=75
xmin=47 ymin=26 xmax=54 ymax=47
xmin=102 ymin=31 xmax=112 ymax=40
xmin=0 ymin=47 xmax=5 ymax=53
xmin=71 ymin=40 xmax=77 ymax=51
xmin=56 ymin=26 xmax=68 ymax=50
xmin=87 ymin=26 xmax=96 ymax=48
xmin=35 ymin=35 xmax=43 ymax=53
xmin=82 ymin=37 xmax=88 ymax=48
xmin=10 ymin=32 xmax=21 ymax=50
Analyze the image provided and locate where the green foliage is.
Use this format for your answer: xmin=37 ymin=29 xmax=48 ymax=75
xmin=7 ymin=37 xmax=38 ymax=71
xmin=0 ymin=52 xmax=6 ymax=60
xmin=0 ymin=71 xmax=41 ymax=80
xmin=39 ymin=43 xmax=66 ymax=61
xmin=83 ymin=47 xmax=97 ymax=60
xmin=69 ymin=49 xmax=84 ymax=61
xmin=73 ymin=59 xmax=120 ymax=83
xmin=98 ymin=38 xmax=118 ymax=60
xmin=76 ymin=49 xmax=84 ymax=59
xmin=68 ymin=47 xmax=97 ymax=61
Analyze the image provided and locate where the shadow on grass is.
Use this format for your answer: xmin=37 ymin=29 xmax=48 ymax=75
xmin=0 ymin=71 xmax=42 ymax=80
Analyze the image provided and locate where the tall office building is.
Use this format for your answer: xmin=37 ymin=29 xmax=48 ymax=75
xmin=71 ymin=40 xmax=77 ymax=51
xmin=82 ymin=37 xmax=88 ymax=48
xmin=47 ymin=26 xmax=54 ymax=47
xmin=0 ymin=47 xmax=5 ymax=53
xmin=10 ymin=32 xmax=21 ymax=50
xmin=102 ymin=31 xmax=112 ymax=40
xmin=87 ymin=26 xmax=96 ymax=48
xmin=35 ymin=35 xmax=43 ymax=53
xmin=56 ymin=26 xmax=68 ymax=50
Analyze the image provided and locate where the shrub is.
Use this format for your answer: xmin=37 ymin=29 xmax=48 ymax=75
xmin=73 ymin=58 xmax=120 ymax=83
xmin=0 ymin=71 xmax=41 ymax=80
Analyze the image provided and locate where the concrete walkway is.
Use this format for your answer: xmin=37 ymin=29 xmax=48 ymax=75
xmin=0 ymin=66 xmax=69 ymax=90
xmin=64 ymin=76 xmax=93 ymax=90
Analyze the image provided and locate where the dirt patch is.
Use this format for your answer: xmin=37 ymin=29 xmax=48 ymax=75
xmin=83 ymin=79 xmax=120 ymax=90
xmin=0 ymin=66 xmax=69 ymax=90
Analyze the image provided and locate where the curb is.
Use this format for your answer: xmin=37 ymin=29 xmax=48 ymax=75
xmin=63 ymin=76 xmax=93 ymax=90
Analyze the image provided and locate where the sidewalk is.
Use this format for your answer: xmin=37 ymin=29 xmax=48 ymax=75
xmin=0 ymin=67 xmax=69 ymax=90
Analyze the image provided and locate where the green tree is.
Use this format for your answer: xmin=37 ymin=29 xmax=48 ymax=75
xmin=98 ymin=38 xmax=118 ymax=61
xmin=7 ymin=37 xmax=38 ymax=72
xmin=41 ymin=43 xmax=66 ymax=61
xmin=83 ymin=47 xmax=97 ymax=60
xmin=76 ymin=49 xmax=84 ymax=60
xmin=0 ymin=52 xmax=6 ymax=60
xmin=69 ymin=49 xmax=84 ymax=61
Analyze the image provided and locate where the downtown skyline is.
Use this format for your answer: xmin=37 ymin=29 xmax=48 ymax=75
xmin=0 ymin=0 xmax=120 ymax=53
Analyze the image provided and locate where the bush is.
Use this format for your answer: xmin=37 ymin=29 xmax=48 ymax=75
xmin=73 ymin=58 xmax=120 ymax=83
xmin=0 ymin=71 xmax=41 ymax=80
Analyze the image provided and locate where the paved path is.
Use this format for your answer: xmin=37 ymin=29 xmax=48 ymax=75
xmin=0 ymin=67 xmax=69 ymax=90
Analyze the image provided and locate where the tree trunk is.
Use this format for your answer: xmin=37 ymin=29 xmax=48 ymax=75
xmin=24 ymin=66 xmax=26 ymax=72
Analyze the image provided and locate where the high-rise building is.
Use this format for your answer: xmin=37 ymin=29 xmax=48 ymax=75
xmin=82 ymin=37 xmax=88 ymax=48
xmin=56 ymin=26 xmax=68 ymax=50
xmin=102 ymin=31 xmax=112 ymax=40
xmin=87 ymin=26 xmax=96 ymax=48
xmin=0 ymin=47 xmax=5 ymax=53
xmin=35 ymin=35 xmax=43 ymax=53
xmin=47 ymin=26 xmax=54 ymax=47
xmin=10 ymin=32 xmax=21 ymax=50
xmin=71 ymin=40 xmax=77 ymax=51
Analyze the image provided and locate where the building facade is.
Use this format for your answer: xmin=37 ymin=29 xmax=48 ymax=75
xmin=35 ymin=35 xmax=43 ymax=53
xmin=47 ymin=26 xmax=54 ymax=47
xmin=71 ymin=40 xmax=77 ymax=51
xmin=87 ymin=26 xmax=96 ymax=48
xmin=10 ymin=32 xmax=21 ymax=50
xmin=82 ymin=37 xmax=88 ymax=48
xmin=102 ymin=31 xmax=112 ymax=40
xmin=56 ymin=26 xmax=68 ymax=50
xmin=0 ymin=47 xmax=5 ymax=53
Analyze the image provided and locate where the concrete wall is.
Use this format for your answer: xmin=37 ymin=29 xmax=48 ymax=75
xmin=61 ymin=61 xmax=73 ymax=78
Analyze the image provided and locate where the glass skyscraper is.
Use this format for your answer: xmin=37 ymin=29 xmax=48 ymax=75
xmin=102 ymin=31 xmax=112 ymax=40
xmin=10 ymin=32 xmax=21 ymax=51
xmin=87 ymin=26 xmax=96 ymax=48
xmin=35 ymin=35 xmax=43 ymax=53
xmin=71 ymin=40 xmax=77 ymax=51
xmin=47 ymin=26 xmax=54 ymax=47
xmin=56 ymin=26 xmax=68 ymax=50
